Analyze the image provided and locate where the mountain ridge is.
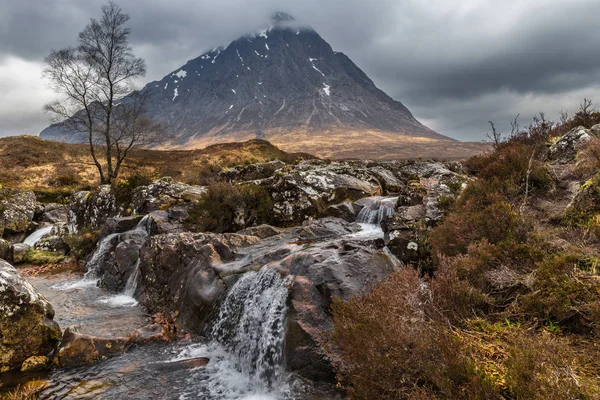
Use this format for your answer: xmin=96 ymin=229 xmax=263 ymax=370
xmin=40 ymin=12 xmax=477 ymax=159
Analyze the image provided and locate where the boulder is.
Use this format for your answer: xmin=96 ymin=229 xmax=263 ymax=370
xmin=268 ymin=236 xmax=398 ymax=381
xmin=324 ymin=200 xmax=360 ymax=222
xmin=0 ymin=259 xmax=61 ymax=372
xmin=0 ymin=189 xmax=38 ymax=240
xmin=12 ymin=243 xmax=31 ymax=264
xmin=549 ymin=126 xmax=594 ymax=163
xmin=220 ymin=160 xmax=287 ymax=182
xmin=40 ymin=203 xmax=69 ymax=224
xmin=69 ymin=185 xmax=118 ymax=231
xmin=100 ymin=215 xmax=144 ymax=238
xmin=138 ymin=232 xmax=260 ymax=329
xmin=0 ymin=238 xmax=12 ymax=263
xmin=565 ymin=174 xmax=600 ymax=221
xmin=130 ymin=177 xmax=206 ymax=214
xmin=262 ymin=165 xmax=381 ymax=226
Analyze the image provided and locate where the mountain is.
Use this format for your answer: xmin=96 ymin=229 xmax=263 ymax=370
xmin=40 ymin=13 xmax=476 ymax=160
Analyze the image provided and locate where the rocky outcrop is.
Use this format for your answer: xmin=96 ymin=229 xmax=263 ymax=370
xmin=549 ymin=126 xmax=597 ymax=163
xmin=40 ymin=203 xmax=69 ymax=224
xmin=69 ymin=185 xmax=118 ymax=232
xmin=12 ymin=243 xmax=31 ymax=264
xmin=0 ymin=259 xmax=61 ymax=372
xmin=0 ymin=189 xmax=38 ymax=241
xmin=564 ymin=174 xmax=600 ymax=221
xmin=130 ymin=177 xmax=206 ymax=215
xmin=221 ymin=160 xmax=287 ymax=182
xmin=382 ymin=162 xmax=466 ymax=264
xmin=260 ymin=162 xmax=382 ymax=226
xmin=138 ymin=232 xmax=261 ymax=329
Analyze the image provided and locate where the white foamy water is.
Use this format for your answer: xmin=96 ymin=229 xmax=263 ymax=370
xmin=23 ymin=225 xmax=54 ymax=246
xmin=174 ymin=267 xmax=291 ymax=399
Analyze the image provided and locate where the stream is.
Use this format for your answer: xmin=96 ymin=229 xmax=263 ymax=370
xmin=1 ymin=197 xmax=398 ymax=399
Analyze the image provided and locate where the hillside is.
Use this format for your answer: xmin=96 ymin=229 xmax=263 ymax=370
xmin=0 ymin=136 xmax=313 ymax=193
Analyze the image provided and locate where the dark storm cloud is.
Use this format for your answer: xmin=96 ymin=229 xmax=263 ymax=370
xmin=1 ymin=0 xmax=600 ymax=140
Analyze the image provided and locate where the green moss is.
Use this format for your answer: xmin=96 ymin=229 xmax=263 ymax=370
xmin=21 ymin=249 xmax=66 ymax=265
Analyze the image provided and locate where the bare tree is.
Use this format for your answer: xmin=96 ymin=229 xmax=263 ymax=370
xmin=577 ymin=98 xmax=597 ymax=127
xmin=44 ymin=2 xmax=159 ymax=184
xmin=485 ymin=121 xmax=502 ymax=147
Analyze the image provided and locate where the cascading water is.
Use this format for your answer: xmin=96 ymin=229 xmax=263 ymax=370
xmin=211 ymin=267 xmax=289 ymax=387
xmin=23 ymin=225 xmax=54 ymax=246
xmin=349 ymin=196 xmax=398 ymax=239
xmin=355 ymin=196 xmax=398 ymax=225
xmin=56 ymin=215 xmax=151 ymax=293
xmin=173 ymin=266 xmax=291 ymax=399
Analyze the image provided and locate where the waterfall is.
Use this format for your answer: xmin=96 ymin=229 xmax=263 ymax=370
xmin=123 ymin=259 xmax=140 ymax=297
xmin=82 ymin=233 xmax=120 ymax=282
xmin=356 ymin=196 xmax=398 ymax=225
xmin=23 ymin=225 xmax=54 ymax=246
xmin=210 ymin=267 xmax=290 ymax=390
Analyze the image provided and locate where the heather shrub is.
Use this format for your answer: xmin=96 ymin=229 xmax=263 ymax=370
xmin=185 ymin=182 xmax=273 ymax=233
xmin=516 ymin=253 xmax=600 ymax=333
xmin=64 ymin=227 xmax=100 ymax=261
xmin=112 ymin=172 xmax=155 ymax=209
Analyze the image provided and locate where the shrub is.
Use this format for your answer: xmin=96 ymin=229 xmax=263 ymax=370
xmin=516 ymin=253 xmax=600 ymax=333
xmin=112 ymin=172 xmax=155 ymax=209
xmin=330 ymin=268 xmax=496 ymax=399
xmin=185 ymin=182 xmax=273 ymax=233
xmin=64 ymin=228 xmax=100 ymax=261
xmin=430 ymin=188 xmax=526 ymax=257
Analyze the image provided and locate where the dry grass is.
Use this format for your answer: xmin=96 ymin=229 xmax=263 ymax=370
xmin=169 ymin=128 xmax=491 ymax=161
xmin=0 ymin=136 xmax=312 ymax=191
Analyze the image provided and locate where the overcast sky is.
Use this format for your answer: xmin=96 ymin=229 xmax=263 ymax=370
xmin=1 ymin=0 xmax=600 ymax=141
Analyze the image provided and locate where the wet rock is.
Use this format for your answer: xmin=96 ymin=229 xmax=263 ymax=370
xmin=130 ymin=177 xmax=206 ymax=214
xmin=324 ymin=200 xmax=360 ymax=222
xmin=0 ymin=189 xmax=38 ymax=240
xmin=40 ymin=203 xmax=69 ymax=224
xmin=154 ymin=357 xmax=209 ymax=372
xmin=236 ymin=224 xmax=284 ymax=239
xmin=12 ymin=243 xmax=31 ymax=264
xmin=271 ymin=237 xmax=398 ymax=382
xmin=53 ymin=326 xmax=130 ymax=368
xmin=138 ymin=232 xmax=260 ymax=329
xmin=100 ymin=232 xmax=147 ymax=292
xmin=69 ymin=185 xmax=118 ymax=231
xmin=549 ymin=126 xmax=595 ymax=163
xmin=221 ymin=160 xmax=287 ymax=182
xmin=0 ymin=259 xmax=61 ymax=372
xmin=100 ymin=215 xmax=144 ymax=238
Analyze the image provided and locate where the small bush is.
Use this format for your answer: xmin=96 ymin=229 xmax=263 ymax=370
xmin=517 ymin=253 xmax=600 ymax=333
xmin=430 ymin=187 xmax=526 ymax=257
xmin=185 ymin=182 xmax=273 ymax=233
xmin=331 ymin=268 xmax=496 ymax=399
xmin=64 ymin=228 xmax=100 ymax=261
xmin=112 ymin=173 xmax=155 ymax=209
